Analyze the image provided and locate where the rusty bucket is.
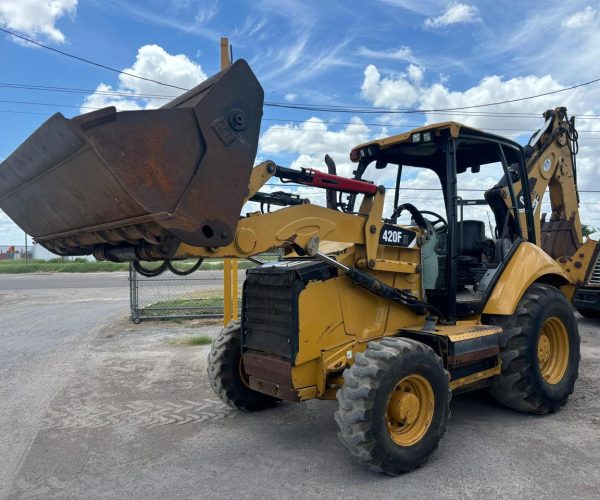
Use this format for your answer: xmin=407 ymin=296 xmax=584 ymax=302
xmin=0 ymin=59 xmax=263 ymax=259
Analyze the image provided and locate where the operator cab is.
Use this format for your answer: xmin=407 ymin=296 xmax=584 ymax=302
xmin=349 ymin=123 xmax=533 ymax=321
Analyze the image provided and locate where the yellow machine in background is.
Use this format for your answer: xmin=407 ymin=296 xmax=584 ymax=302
xmin=1 ymin=60 xmax=596 ymax=474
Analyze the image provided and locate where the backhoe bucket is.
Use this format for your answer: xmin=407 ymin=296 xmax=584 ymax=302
xmin=0 ymin=59 xmax=263 ymax=259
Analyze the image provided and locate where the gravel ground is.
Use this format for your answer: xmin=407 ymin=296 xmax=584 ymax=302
xmin=1 ymin=273 xmax=599 ymax=499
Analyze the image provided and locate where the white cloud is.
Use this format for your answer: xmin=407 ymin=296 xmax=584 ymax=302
xmin=562 ymin=6 xmax=597 ymax=29
xmin=355 ymin=46 xmax=418 ymax=63
xmin=424 ymin=2 xmax=479 ymax=28
xmin=258 ymin=65 xmax=600 ymax=226
xmin=260 ymin=117 xmax=369 ymax=156
xmin=0 ymin=0 xmax=77 ymax=43
xmin=359 ymin=63 xmax=600 ymax=132
xmin=81 ymin=44 xmax=207 ymax=112
xmin=0 ymin=209 xmax=25 ymax=245
xmin=407 ymin=63 xmax=425 ymax=85
xmin=478 ymin=5 xmax=600 ymax=83
xmin=284 ymin=93 xmax=298 ymax=102
xmin=360 ymin=64 xmax=420 ymax=109
xmin=359 ymin=63 xmax=600 ymax=226
xmin=378 ymin=0 xmax=445 ymax=15
xmin=259 ymin=117 xmax=378 ymax=180
xmin=100 ymin=0 xmax=220 ymax=40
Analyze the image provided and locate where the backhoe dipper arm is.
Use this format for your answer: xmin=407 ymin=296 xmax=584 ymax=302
xmin=501 ymin=107 xmax=583 ymax=258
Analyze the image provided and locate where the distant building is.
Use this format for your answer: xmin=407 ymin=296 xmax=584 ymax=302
xmin=0 ymin=244 xmax=32 ymax=260
xmin=0 ymin=243 xmax=94 ymax=261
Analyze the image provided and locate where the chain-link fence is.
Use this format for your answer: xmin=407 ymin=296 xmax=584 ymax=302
xmin=129 ymin=253 xmax=280 ymax=323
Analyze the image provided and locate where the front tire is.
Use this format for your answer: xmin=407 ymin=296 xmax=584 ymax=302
xmin=335 ymin=337 xmax=450 ymax=475
xmin=208 ymin=320 xmax=280 ymax=412
xmin=485 ymin=283 xmax=580 ymax=414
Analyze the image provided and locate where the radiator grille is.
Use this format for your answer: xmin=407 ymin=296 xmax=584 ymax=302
xmin=242 ymin=270 xmax=300 ymax=360
xmin=589 ymin=253 xmax=600 ymax=285
xmin=241 ymin=260 xmax=336 ymax=361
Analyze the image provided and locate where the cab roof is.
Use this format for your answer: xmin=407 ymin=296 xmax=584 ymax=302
xmin=349 ymin=121 xmax=524 ymax=172
xmin=351 ymin=121 xmax=522 ymax=158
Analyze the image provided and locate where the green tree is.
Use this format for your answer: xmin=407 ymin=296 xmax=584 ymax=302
xmin=581 ymin=223 xmax=596 ymax=237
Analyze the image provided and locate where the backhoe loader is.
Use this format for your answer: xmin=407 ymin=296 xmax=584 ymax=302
xmin=1 ymin=60 xmax=597 ymax=474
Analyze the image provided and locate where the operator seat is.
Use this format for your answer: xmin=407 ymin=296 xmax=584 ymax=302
xmin=457 ymin=220 xmax=493 ymax=285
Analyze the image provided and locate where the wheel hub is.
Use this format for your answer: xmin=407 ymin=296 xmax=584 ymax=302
xmin=537 ymin=317 xmax=569 ymax=385
xmin=386 ymin=374 xmax=434 ymax=447
xmin=537 ymin=334 xmax=551 ymax=364
xmin=390 ymin=392 xmax=420 ymax=425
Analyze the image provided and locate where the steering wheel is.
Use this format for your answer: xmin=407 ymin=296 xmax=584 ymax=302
xmin=390 ymin=204 xmax=447 ymax=234
xmin=419 ymin=210 xmax=447 ymax=234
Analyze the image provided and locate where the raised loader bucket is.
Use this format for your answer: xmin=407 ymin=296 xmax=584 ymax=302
xmin=0 ymin=59 xmax=263 ymax=260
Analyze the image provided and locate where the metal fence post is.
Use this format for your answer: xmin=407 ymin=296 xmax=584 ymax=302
xmin=127 ymin=252 xmax=277 ymax=323
xmin=129 ymin=262 xmax=141 ymax=324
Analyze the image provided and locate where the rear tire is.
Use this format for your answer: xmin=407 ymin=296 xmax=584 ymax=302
xmin=208 ymin=320 xmax=280 ymax=412
xmin=485 ymin=283 xmax=580 ymax=414
xmin=335 ymin=337 xmax=450 ymax=475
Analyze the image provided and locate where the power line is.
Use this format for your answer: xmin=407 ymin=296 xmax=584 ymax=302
xmin=0 ymin=99 xmax=98 ymax=110
xmin=2 ymin=25 xmax=600 ymax=115
xmin=0 ymin=27 xmax=188 ymax=91
xmin=258 ymin=124 xmax=600 ymax=137
xmin=260 ymin=117 xmax=600 ymax=130
xmin=2 ymin=97 xmax=600 ymax=133
xmin=4 ymin=81 xmax=600 ymax=120
xmin=1 ymin=81 xmax=599 ymax=120
xmin=3 ymin=104 xmax=600 ymax=139
xmin=0 ymin=109 xmax=53 ymax=116
xmin=0 ymin=82 xmax=174 ymax=99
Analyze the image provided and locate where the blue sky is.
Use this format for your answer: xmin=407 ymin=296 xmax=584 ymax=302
xmin=2 ymin=0 xmax=600 ymax=244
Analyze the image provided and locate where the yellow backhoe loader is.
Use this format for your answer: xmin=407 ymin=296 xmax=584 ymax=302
xmin=1 ymin=60 xmax=597 ymax=474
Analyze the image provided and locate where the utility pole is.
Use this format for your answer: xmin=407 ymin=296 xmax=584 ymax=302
xmin=24 ymin=231 xmax=28 ymax=264
xmin=486 ymin=212 xmax=494 ymax=237
xmin=221 ymin=37 xmax=239 ymax=326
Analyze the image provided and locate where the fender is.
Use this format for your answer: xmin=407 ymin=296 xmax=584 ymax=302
xmin=483 ymin=242 xmax=570 ymax=315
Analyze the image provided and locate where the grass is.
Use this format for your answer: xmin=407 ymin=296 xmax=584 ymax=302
xmin=0 ymin=259 xmax=128 ymax=273
xmin=168 ymin=334 xmax=213 ymax=346
xmin=0 ymin=255 xmax=280 ymax=273
xmin=141 ymin=296 xmax=225 ymax=315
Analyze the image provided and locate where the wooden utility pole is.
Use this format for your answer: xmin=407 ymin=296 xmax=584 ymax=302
xmin=221 ymin=37 xmax=239 ymax=325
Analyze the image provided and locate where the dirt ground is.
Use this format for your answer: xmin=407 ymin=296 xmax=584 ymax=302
xmin=1 ymin=273 xmax=600 ymax=499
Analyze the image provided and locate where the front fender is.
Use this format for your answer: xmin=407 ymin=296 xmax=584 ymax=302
xmin=482 ymin=242 xmax=570 ymax=315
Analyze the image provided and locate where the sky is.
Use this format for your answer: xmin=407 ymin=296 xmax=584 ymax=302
xmin=1 ymin=0 xmax=600 ymax=244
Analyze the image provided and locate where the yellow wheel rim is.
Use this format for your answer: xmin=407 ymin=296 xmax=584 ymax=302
xmin=386 ymin=374 xmax=435 ymax=447
xmin=537 ymin=317 xmax=569 ymax=385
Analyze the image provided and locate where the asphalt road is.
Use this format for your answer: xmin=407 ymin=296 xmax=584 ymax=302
xmin=1 ymin=272 xmax=600 ymax=499
xmin=0 ymin=269 xmax=244 ymax=292
xmin=0 ymin=272 xmax=130 ymax=290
